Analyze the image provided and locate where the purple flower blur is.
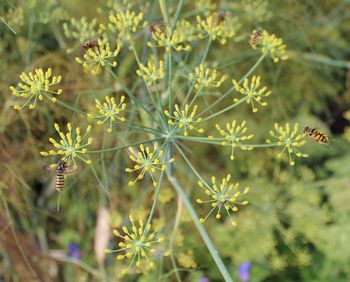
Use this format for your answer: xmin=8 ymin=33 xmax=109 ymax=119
xmin=198 ymin=277 xmax=210 ymax=282
xmin=238 ymin=262 xmax=251 ymax=282
xmin=68 ymin=242 xmax=81 ymax=259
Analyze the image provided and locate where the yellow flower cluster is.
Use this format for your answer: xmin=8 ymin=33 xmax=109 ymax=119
xmin=125 ymin=143 xmax=174 ymax=187
xmin=189 ymin=64 xmax=227 ymax=90
xmin=266 ymin=123 xmax=307 ymax=165
xmin=75 ymin=39 xmax=121 ymax=75
xmin=91 ymin=96 xmax=127 ymax=133
xmin=104 ymin=10 xmax=145 ymax=43
xmin=165 ymin=104 xmax=204 ymax=136
xmin=10 ymin=68 xmax=62 ymax=110
xmin=63 ymin=17 xmax=101 ymax=44
xmin=147 ymin=28 xmax=192 ymax=52
xmin=259 ymin=31 xmax=288 ymax=63
xmin=196 ymin=14 xmax=240 ymax=44
xmin=177 ymin=250 xmax=197 ymax=269
xmin=197 ymin=174 xmax=249 ymax=226
xmin=233 ymin=75 xmax=271 ymax=113
xmin=136 ymin=59 xmax=164 ymax=85
xmin=209 ymin=120 xmax=254 ymax=160
xmin=40 ymin=123 xmax=93 ymax=166
xmin=107 ymin=215 xmax=163 ymax=273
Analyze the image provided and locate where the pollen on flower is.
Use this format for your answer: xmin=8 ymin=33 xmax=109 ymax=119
xmin=164 ymin=104 xmax=204 ymax=136
xmin=40 ymin=123 xmax=93 ymax=167
xmin=125 ymin=143 xmax=174 ymax=187
xmin=197 ymin=174 xmax=249 ymax=225
xmin=136 ymin=59 xmax=164 ymax=85
xmin=266 ymin=122 xmax=307 ymax=165
xmin=208 ymin=120 xmax=254 ymax=160
xmin=189 ymin=64 xmax=227 ymax=90
xmin=10 ymin=68 xmax=63 ymax=110
xmin=91 ymin=95 xmax=127 ymax=133
xmin=196 ymin=13 xmax=240 ymax=44
xmin=75 ymin=39 xmax=121 ymax=75
xmin=258 ymin=30 xmax=288 ymax=63
xmin=147 ymin=20 xmax=192 ymax=52
xmin=107 ymin=215 xmax=163 ymax=273
xmin=232 ymin=75 xmax=271 ymax=113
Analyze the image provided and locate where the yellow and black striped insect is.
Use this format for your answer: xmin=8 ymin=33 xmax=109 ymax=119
xmin=303 ymin=127 xmax=330 ymax=147
xmin=82 ymin=38 xmax=99 ymax=51
xmin=149 ymin=22 xmax=166 ymax=35
xmin=56 ymin=160 xmax=68 ymax=192
xmin=249 ymin=29 xmax=264 ymax=47
xmin=214 ymin=11 xmax=226 ymax=26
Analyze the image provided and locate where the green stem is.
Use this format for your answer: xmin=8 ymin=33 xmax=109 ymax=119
xmin=168 ymin=49 xmax=173 ymax=113
xmin=144 ymin=170 xmax=164 ymax=231
xmin=201 ymin=97 xmax=248 ymax=121
xmin=88 ymin=137 xmax=164 ymax=154
xmin=170 ymin=0 xmax=185 ymax=33
xmin=166 ymin=172 xmax=233 ymax=282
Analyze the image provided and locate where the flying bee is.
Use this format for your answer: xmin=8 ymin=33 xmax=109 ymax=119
xmin=249 ymin=29 xmax=264 ymax=47
xmin=55 ymin=160 xmax=68 ymax=192
xmin=214 ymin=11 xmax=226 ymax=26
xmin=303 ymin=127 xmax=330 ymax=147
xmin=82 ymin=37 xmax=99 ymax=51
xmin=149 ymin=22 xmax=166 ymax=35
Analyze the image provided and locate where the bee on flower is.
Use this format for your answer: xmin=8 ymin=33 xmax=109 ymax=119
xmin=196 ymin=174 xmax=249 ymax=226
xmin=189 ymin=64 xmax=227 ymax=90
xmin=136 ymin=59 xmax=164 ymax=85
xmin=164 ymin=104 xmax=204 ymax=136
xmin=40 ymin=123 xmax=93 ymax=167
xmin=75 ymin=39 xmax=121 ymax=75
xmin=232 ymin=75 xmax=271 ymax=113
xmin=249 ymin=29 xmax=264 ymax=48
xmin=208 ymin=120 xmax=254 ymax=160
xmin=89 ymin=96 xmax=127 ymax=133
xmin=266 ymin=123 xmax=307 ymax=165
xmin=125 ymin=143 xmax=174 ymax=187
xmin=106 ymin=215 xmax=164 ymax=273
xmin=10 ymin=68 xmax=63 ymax=110
xmin=149 ymin=22 xmax=166 ymax=35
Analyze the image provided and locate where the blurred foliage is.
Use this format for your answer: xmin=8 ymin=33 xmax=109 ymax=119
xmin=1 ymin=0 xmax=350 ymax=281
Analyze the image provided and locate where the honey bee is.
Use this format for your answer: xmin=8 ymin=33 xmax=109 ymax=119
xmin=303 ymin=127 xmax=330 ymax=147
xmin=249 ymin=29 xmax=264 ymax=47
xmin=214 ymin=11 xmax=226 ymax=26
xmin=55 ymin=160 xmax=68 ymax=192
xmin=149 ymin=22 xmax=166 ymax=35
xmin=82 ymin=38 xmax=99 ymax=51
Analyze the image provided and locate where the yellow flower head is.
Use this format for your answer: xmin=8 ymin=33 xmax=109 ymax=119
xmin=258 ymin=30 xmax=288 ymax=63
xmin=125 ymin=143 xmax=174 ymax=187
xmin=63 ymin=17 xmax=101 ymax=44
xmin=104 ymin=10 xmax=145 ymax=43
xmin=197 ymin=174 xmax=249 ymax=226
xmin=189 ymin=64 xmax=227 ymax=90
xmin=75 ymin=39 xmax=121 ymax=75
xmin=266 ymin=123 xmax=307 ymax=166
xmin=10 ymin=68 xmax=62 ymax=110
xmin=209 ymin=120 xmax=254 ymax=160
xmin=196 ymin=13 xmax=240 ymax=44
xmin=164 ymin=104 xmax=204 ymax=136
xmin=107 ymin=215 xmax=163 ymax=272
xmin=136 ymin=59 xmax=164 ymax=85
xmin=40 ymin=123 xmax=93 ymax=166
xmin=147 ymin=24 xmax=192 ymax=52
xmin=233 ymin=75 xmax=271 ymax=113
xmin=177 ymin=250 xmax=197 ymax=269
xmin=90 ymin=95 xmax=127 ymax=133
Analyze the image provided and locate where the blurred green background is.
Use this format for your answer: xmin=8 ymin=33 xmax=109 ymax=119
xmin=1 ymin=0 xmax=350 ymax=281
